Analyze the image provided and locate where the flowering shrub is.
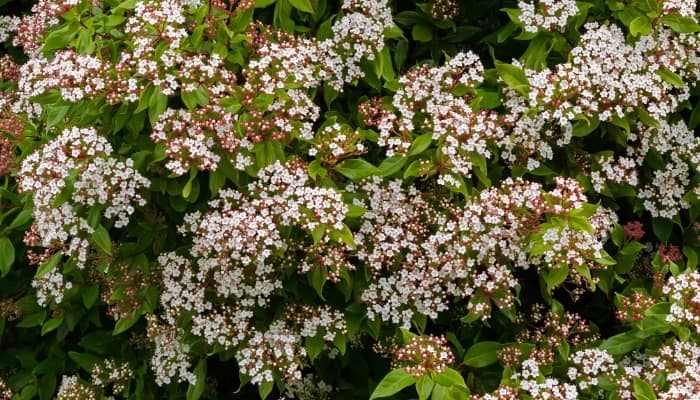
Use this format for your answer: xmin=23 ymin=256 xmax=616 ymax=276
xmin=1 ymin=0 xmax=700 ymax=399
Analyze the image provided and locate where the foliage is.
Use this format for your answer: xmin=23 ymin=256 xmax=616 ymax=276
xmin=0 ymin=0 xmax=700 ymax=399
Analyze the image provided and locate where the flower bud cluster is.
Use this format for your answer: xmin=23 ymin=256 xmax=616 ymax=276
xmin=18 ymin=127 xmax=149 ymax=266
xmin=392 ymin=335 xmax=455 ymax=377
xmin=90 ymin=358 xmax=132 ymax=395
xmin=616 ymin=291 xmax=655 ymax=322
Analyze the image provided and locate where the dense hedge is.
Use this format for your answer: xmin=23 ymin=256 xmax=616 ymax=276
xmin=1 ymin=0 xmax=700 ymax=399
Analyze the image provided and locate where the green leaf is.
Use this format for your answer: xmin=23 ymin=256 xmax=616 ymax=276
xmin=521 ymin=34 xmax=551 ymax=70
xmin=308 ymin=265 xmax=326 ymax=300
xmin=633 ymin=378 xmax=657 ymax=400
xmin=0 ymin=237 xmax=14 ymax=277
xmin=305 ymin=334 xmax=324 ymax=362
xmin=651 ymin=217 xmax=673 ymax=243
xmin=408 ymin=132 xmax=433 ymax=157
xmin=254 ymin=0 xmax=276 ymax=7
xmin=43 ymin=22 xmax=78 ymax=52
xmin=463 ymin=341 xmax=502 ymax=368
xmin=655 ymin=69 xmax=684 ymax=89
xmin=92 ymin=225 xmax=112 ymax=256
xmin=416 ymin=376 xmax=434 ymax=400
xmin=378 ymin=156 xmax=407 ymax=177
xmin=186 ymin=359 xmax=207 ymax=400
xmin=431 ymin=383 xmax=470 ymax=400
xmin=572 ymin=115 xmax=600 ymax=137
xmin=370 ymin=368 xmax=416 ymax=399
xmin=630 ymin=16 xmax=652 ymax=36
xmin=258 ymin=380 xmax=274 ymax=399
xmin=148 ymin=90 xmax=169 ymax=126
xmin=113 ymin=312 xmax=141 ymax=335
xmin=7 ymin=209 xmax=32 ymax=230
xmin=433 ymin=368 xmax=467 ymax=388
xmin=412 ymin=24 xmax=433 ymax=42
xmin=494 ymin=61 xmax=529 ymax=97
xmin=600 ymin=332 xmax=642 ymax=355
xmin=81 ymin=285 xmax=100 ymax=309
xmin=661 ymin=15 xmax=700 ymax=33
xmin=544 ymin=264 xmax=569 ymax=292
xmin=288 ymin=0 xmax=314 ymax=13
xmin=68 ymin=352 xmax=101 ymax=372
xmin=41 ymin=317 xmax=63 ymax=336
xmin=335 ymin=159 xmax=378 ymax=181
xmin=36 ymin=252 xmax=62 ymax=279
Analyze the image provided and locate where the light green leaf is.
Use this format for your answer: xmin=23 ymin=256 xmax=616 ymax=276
xmin=630 ymin=16 xmax=652 ymax=36
xmin=370 ymin=368 xmax=415 ymax=399
xmin=494 ymin=61 xmax=529 ymax=97
xmin=408 ymin=133 xmax=433 ymax=157
xmin=655 ymin=69 xmax=684 ymax=88
xmin=416 ymin=376 xmax=434 ymax=400
xmin=335 ymin=159 xmax=378 ymax=181
xmin=288 ymin=0 xmax=313 ymax=13
xmin=633 ymin=378 xmax=656 ymax=400
xmin=186 ymin=359 xmax=207 ymax=400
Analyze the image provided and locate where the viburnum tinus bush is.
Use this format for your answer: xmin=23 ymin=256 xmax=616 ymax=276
xmin=2 ymin=0 xmax=700 ymax=398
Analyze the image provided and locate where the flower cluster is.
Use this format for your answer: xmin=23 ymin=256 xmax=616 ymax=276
xmin=377 ymin=51 xmax=506 ymax=184
xmin=17 ymin=51 xmax=112 ymax=107
xmin=32 ymin=268 xmax=72 ymax=306
xmin=663 ymin=271 xmax=700 ymax=332
xmin=0 ymin=378 xmax=11 ymax=400
xmin=616 ymin=340 xmax=700 ymax=399
xmin=392 ymin=335 xmax=455 ymax=377
xmin=151 ymin=105 xmax=251 ymax=174
xmin=12 ymin=0 xmax=83 ymax=54
xmin=502 ymin=23 xmax=700 ymax=171
xmin=517 ymin=0 xmax=579 ymax=33
xmin=0 ymin=16 xmax=19 ymax=44
xmin=513 ymin=358 xmax=579 ymax=400
xmin=147 ymin=316 xmax=196 ymax=386
xmin=155 ymin=161 xmax=349 ymax=384
xmin=357 ymin=175 xmax=613 ymax=327
xmin=567 ymin=349 xmax=617 ymax=391
xmin=281 ymin=374 xmax=334 ymax=400
xmin=18 ymin=127 xmax=149 ymax=265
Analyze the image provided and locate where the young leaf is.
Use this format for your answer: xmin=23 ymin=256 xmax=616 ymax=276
xmin=494 ymin=61 xmax=529 ymax=97
xmin=369 ymin=368 xmax=416 ymax=399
